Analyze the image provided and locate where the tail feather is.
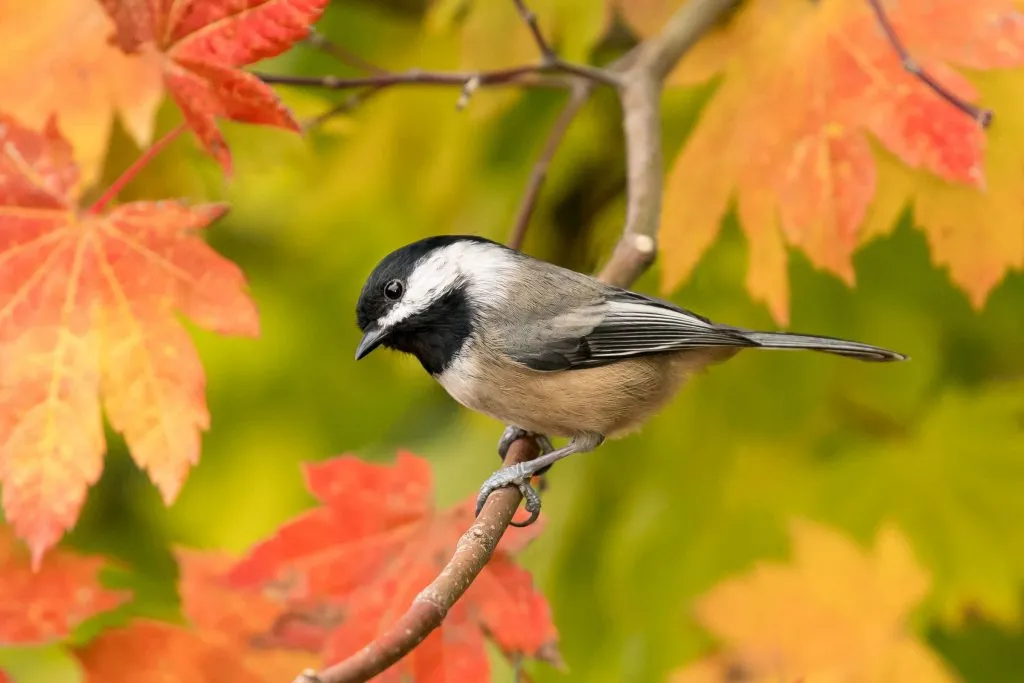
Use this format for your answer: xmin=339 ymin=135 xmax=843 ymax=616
xmin=740 ymin=331 xmax=907 ymax=362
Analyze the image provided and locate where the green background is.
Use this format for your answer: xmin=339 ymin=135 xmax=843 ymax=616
xmin=3 ymin=1 xmax=1023 ymax=681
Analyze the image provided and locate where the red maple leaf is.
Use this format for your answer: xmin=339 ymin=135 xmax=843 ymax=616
xmin=0 ymin=524 xmax=126 ymax=644
xmin=99 ymin=0 xmax=328 ymax=173
xmin=228 ymin=452 xmax=560 ymax=681
xmin=0 ymin=114 xmax=259 ymax=565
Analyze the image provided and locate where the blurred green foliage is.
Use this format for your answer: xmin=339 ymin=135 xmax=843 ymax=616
xmin=7 ymin=1 xmax=1023 ymax=681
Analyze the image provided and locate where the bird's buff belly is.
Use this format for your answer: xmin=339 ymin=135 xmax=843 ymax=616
xmin=435 ymin=351 xmax=722 ymax=438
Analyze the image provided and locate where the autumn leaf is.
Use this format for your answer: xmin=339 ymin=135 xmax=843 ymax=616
xmin=653 ymin=0 xmax=1024 ymax=323
xmin=99 ymin=0 xmax=329 ymax=173
xmin=816 ymin=381 xmax=1024 ymax=626
xmin=228 ymin=451 xmax=560 ymax=681
xmin=76 ymin=621 xmax=264 ymax=683
xmin=0 ymin=524 xmax=126 ymax=644
xmin=0 ymin=115 xmax=259 ymax=565
xmin=74 ymin=549 xmax=319 ymax=683
xmin=177 ymin=549 xmax=322 ymax=679
xmin=671 ymin=520 xmax=960 ymax=683
xmin=0 ymin=0 xmax=162 ymax=186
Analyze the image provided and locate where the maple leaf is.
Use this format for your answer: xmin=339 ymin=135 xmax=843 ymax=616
xmin=671 ymin=520 xmax=960 ymax=683
xmin=0 ymin=114 xmax=259 ymax=565
xmin=76 ymin=621 xmax=264 ymax=683
xmin=99 ymin=0 xmax=329 ymax=173
xmin=228 ymin=452 xmax=560 ymax=681
xmin=178 ymin=549 xmax=322 ymax=679
xmin=0 ymin=524 xmax=126 ymax=644
xmin=0 ymin=0 xmax=162 ymax=185
xmin=75 ymin=549 xmax=319 ymax=683
xmin=654 ymin=0 xmax=1024 ymax=323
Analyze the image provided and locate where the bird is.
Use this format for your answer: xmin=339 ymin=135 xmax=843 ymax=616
xmin=354 ymin=235 xmax=906 ymax=526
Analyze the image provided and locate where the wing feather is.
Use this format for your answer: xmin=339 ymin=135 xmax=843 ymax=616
xmin=508 ymin=289 xmax=755 ymax=371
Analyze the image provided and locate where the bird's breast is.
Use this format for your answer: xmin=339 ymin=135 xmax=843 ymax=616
xmin=435 ymin=347 xmax=734 ymax=438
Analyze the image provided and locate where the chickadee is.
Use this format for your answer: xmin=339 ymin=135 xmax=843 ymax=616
xmin=355 ymin=235 xmax=906 ymax=525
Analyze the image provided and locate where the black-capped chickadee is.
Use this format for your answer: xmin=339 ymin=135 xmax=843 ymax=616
xmin=355 ymin=235 xmax=906 ymax=525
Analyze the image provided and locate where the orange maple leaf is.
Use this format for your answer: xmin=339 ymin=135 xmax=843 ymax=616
xmin=228 ymin=452 xmax=560 ymax=682
xmin=655 ymin=0 xmax=1024 ymax=323
xmin=0 ymin=0 xmax=162 ymax=186
xmin=670 ymin=520 xmax=960 ymax=683
xmin=0 ymin=114 xmax=259 ymax=565
xmin=0 ymin=524 xmax=126 ymax=644
xmin=98 ymin=0 xmax=329 ymax=173
xmin=178 ymin=549 xmax=322 ymax=679
xmin=76 ymin=621 xmax=265 ymax=683
xmin=74 ymin=549 xmax=318 ymax=683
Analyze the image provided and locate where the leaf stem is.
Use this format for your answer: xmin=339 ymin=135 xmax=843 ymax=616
xmin=88 ymin=124 xmax=187 ymax=214
xmin=865 ymin=0 xmax=993 ymax=127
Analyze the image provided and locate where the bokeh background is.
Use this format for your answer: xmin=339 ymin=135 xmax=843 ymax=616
xmin=5 ymin=1 xmax=1023 ymax=681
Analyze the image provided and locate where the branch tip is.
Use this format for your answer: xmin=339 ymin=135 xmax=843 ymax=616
xmin=865 ymin=0 xmax=994 ymax=125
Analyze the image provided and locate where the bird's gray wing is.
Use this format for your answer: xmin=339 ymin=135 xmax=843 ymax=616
xmin=507 ymin=288 xmax=756 ymax=371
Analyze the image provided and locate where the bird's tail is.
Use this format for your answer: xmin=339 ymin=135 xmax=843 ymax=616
xmin=740 ymin=330 xmax=907 ymax=362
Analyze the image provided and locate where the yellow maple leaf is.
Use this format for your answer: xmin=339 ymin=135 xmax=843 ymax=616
xmin=671 ymin=520 xmax=960 ymax=683
xmin=0 ymin=0 xmax=163 ymax=185
xmin=652 ymin=0 xmax=1024 ymax=323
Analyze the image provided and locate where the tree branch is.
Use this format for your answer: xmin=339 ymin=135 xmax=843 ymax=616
xmin=865 ymin=0 xmax=993 ymax=127
xmin=598 ymin=0 xmax=741 ymax=284
xmin=507 ymin=80 xmax=594 ymax=250
xmin=295 ymin=440 xmax=540 ymax=683
xmin=290 ymin=1 xmax=740 ymax=681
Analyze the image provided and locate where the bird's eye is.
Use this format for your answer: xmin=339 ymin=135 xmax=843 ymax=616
xmin=383 ymin=279 xmax=404 ymax=300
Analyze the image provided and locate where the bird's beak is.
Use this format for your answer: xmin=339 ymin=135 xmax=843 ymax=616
xmin=355 ymin=325 xmax=389 ymax=360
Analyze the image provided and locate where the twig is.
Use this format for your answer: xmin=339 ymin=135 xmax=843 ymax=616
xmin=291 ymin=1 xmax=740 ymax=681
xmin=256 ymin=67 xmax=573 ymax=91
xmin=304 ymin=31 xmax=389 ymax=75
xmin=301 ymin=86 xmax=386 ymax=132
xmin=512 ymin=0 xmax=556 ymax=62
xmin=294 ymin=439 xmax=541 ymax=683
xmin=507 ymin=80 xmax=593 ymax=250
xmin=88 ymin=124 xmax=186 ymax=214
xmin=865 ymin=0 xmax=993 ymax=127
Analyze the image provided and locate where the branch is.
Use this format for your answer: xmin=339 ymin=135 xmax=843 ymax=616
xmin=865 ymin=0 xmax=993 ymax=127
xmin=292 ymin=2 xmax=740 ymax=681
xmin=507 ymin=80 xmax=594 ymax=250
xmin=304 ymin=30 xmax=389 ymax=75
xmin=599 ymin=0 xmax=741 ymax=285
xmin=295 ymin=439 xmax=541 ymax=683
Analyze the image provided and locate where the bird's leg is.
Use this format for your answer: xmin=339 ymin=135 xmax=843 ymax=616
xmin=477 ymin=432 xmax=604 ymax=527
xmin=497 ymin=426 xmax=553 ymax=460
xmin=497 ymin=426 xmax=555 ymax=492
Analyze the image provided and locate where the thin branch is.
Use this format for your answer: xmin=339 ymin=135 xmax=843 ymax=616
xmin=291 ymin=1 xmax=740 ymax=681
xmin=88 ymin=124 xmax=186 ymax=214
xmin=294 ymin=439 xmax=541 ymax=683
xmin=304 ymin=31 xmax=389 ymax=75
xmin=256 ymin=67 xmax=573 ymax=92
xmin=301 ymin=86 xmax=386 ymax=132
xmin=512 ymin=0 xmax=556 ymax=62
xmin=507 ymin=80 xmax=593 ymax=250
xmin=865 ymin=0 xmax=993 ymax=127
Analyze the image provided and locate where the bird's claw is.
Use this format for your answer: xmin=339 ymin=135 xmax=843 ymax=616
xmin=475 ymin=462 xmax=543 ymax=527
xmin=497 ymin=426 xmax=553 ymax=460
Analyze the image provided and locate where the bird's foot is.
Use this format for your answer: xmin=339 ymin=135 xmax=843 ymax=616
xmin=475 ymin=461 xmax=543 ymax=528
xmin=497 ymin=426 xmax=553 ymax=459
xmin=497 ymin=426 xmax=554 ymax=492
